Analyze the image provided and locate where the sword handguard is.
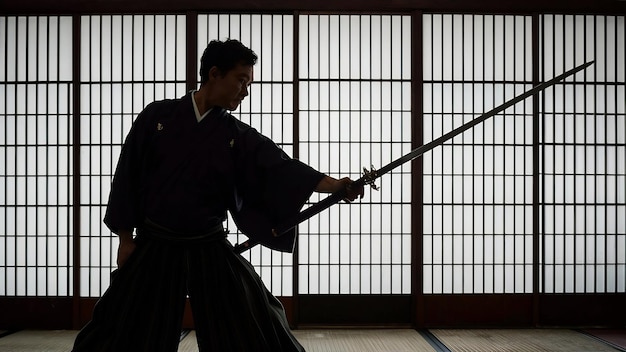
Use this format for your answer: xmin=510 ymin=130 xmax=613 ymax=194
xmin=362 ymin=165 xmax=380 ymax=191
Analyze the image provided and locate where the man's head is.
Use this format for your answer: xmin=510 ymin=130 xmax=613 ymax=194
xmin=198 ymin=39 xmax=258 ymax=110
xmin=199 ymin=39 xmax=258 ymax=84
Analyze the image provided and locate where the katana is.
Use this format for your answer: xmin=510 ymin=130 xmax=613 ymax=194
xmin=234 ymin=60 xmax=594 ymax=254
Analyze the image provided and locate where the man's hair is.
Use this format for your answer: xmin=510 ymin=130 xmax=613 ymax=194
xmin=199 ymin=39 xmax=258 ymax=84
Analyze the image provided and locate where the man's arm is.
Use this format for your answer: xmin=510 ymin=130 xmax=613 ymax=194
xmin=315 ymin=175 xmax=364 ymax=202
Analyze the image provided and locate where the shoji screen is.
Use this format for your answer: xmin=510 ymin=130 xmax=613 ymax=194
xmin=422 ymin=15 xmax=534 ymax=294
xmin=422 ymin=14 xmax=625 ymax=295
xmin=540 ymin=15 xmax=626 ymax=293
xmin=298 ymin=15 xmax=412 ymax=294
xmin=197 ymin=14 xmax=296 ymax=296
xmin=79 ymin=15 xmax=187 ymax=297
xmin=0 ymin=16 xmax=74 ymax=296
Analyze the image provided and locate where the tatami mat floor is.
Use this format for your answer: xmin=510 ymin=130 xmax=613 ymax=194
xmin=430 ymin=329 xmax=622 ymax=352
xmin=0 ymin=328 xmax=621 ymax=352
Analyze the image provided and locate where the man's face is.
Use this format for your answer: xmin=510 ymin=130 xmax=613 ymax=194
xmin=213 ymin=63 xmax=253 ymax=111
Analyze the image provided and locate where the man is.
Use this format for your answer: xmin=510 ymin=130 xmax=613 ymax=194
xmin=72 ymin=39 xmax=363 ymax=351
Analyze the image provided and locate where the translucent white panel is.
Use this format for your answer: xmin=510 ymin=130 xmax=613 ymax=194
xmin=425 ymin=15 xmax=531 ymax=82
xmin=0 ymin=19 xmax=5 ymax=82
xmin=301 ymin=11 xmax=412 ymax=293
xmin=300 ymin=15 xmax=410 ymax=80
xmin=423 ymin=14 xmax=533 ymax=294
xmin=540 ymin=14 xmax=625 ymax=294
xmin=81 ymin=15 xmax=185 ymax=83
xmin=1 ymin=16 xmax=74 ymax=297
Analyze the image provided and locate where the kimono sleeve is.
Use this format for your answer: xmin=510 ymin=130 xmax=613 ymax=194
xmin=230 ymin=126 xmax=325 ymax=252
xmin=103 ymin=105 xmax=156 ymax=234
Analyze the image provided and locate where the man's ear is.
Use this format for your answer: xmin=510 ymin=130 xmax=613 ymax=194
xmin=208 ymin=66 xmax=222 ymax=81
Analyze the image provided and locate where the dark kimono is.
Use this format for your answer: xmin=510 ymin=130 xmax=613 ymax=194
xmin=72 ymin=93 xmax=324 ymax=352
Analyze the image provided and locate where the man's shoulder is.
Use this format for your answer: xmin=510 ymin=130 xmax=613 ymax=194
xmin=145 ymin=95 xmax=188 ymax=112
xmin=222 ymin=112 xmax=255 ymax=134
xmin=228 ymin=113 xmax=251 ymax=129
xmin=135 ymin=95 xmax=191 ymax=126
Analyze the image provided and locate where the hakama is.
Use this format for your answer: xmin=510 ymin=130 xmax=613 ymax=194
xmin=73 ymin=222 xmax=304 ymax=352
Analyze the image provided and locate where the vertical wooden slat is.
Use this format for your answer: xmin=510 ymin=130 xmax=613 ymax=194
xmin=292 ymin=10 xmax=301 ymax=325
xmin=71 ymin=13 xmax=81 ymax=329
xmin=3 ymin=16 xmax=8 ymax=297
xmin=186 ymin=13 xmax=197 ymax=94
xmin=532 ymin=12 xmax=541 ymax=325
xmin=411 ymin=9 xmax=424 ymax=328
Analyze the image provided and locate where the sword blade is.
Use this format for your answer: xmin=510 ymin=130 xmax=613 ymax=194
xmin=235 ymin=61 xmax=594 ymax=253
xmin=375 ymin=60 xmax=594 ymax=180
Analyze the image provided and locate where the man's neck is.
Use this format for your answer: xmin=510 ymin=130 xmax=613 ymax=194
xmin=193 ymin=89 xmax=214 ymax=117
xmin=192 ymin=91 xmax=214 ymax=122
